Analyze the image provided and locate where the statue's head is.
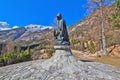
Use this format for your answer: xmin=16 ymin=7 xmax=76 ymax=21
xmin=57 ymin=13 xmax=62 ymax=20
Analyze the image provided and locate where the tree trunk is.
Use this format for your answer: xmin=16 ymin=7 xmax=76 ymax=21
xmin=100 ymin=1 xmax=108 ymax=55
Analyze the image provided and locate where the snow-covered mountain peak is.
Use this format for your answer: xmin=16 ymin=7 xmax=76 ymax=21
xmin=0 ymin=22 xmax=11 ymax=30
xmin=0 ymin=21 xmax=52 ymax=31
xmin=25 ymin=24 xmax=52 ymax=31
xmin=0 ymin=22 xmax=9 ymax=28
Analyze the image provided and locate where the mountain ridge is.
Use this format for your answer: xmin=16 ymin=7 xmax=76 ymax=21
xmin=0 ymin=23 xmax=52 ymax=43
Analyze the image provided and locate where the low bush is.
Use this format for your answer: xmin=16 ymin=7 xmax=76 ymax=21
xmin=0 ymin=50 xmax=31 ymax=67
xmin=88 ymin=40 xmax=96 ymax=54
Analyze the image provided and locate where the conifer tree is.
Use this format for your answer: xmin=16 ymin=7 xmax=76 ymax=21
xmin=110 ymin=0 xmax=120 ymax=28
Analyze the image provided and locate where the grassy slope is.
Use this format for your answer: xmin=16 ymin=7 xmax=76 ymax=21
xmin=73 ymin=53 xmax=120 ymax=67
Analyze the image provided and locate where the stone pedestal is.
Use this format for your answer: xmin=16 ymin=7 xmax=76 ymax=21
xmin=54 ymin=45 xmax=72 ymax=56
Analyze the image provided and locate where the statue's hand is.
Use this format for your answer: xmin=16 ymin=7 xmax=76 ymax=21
xmin=54 ymin=30 xmax=60 ymax=37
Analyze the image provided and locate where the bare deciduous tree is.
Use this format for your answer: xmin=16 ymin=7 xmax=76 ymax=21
xmin=85 ymin=0 xmax=114 ymax=55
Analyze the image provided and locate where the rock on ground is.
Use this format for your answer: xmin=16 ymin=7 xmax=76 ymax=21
xmin=0 ymin=46 xmax=120 ymax=80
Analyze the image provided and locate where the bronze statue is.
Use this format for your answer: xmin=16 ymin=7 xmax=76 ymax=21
xmin=54 ymin=13 xmax=70 ymax=45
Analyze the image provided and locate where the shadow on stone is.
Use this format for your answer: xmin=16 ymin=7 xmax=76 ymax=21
xmin=80 ymin=60 xmax=93 ymax=62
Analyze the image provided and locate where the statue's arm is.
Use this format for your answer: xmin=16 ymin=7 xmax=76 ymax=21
xmin=59 ymin=20 xmax=64 ymax=36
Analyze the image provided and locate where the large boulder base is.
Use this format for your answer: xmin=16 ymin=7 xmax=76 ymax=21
xmin=0 ymin=46 xmax=120 ymax=80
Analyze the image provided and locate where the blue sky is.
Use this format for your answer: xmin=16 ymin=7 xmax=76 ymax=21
xmin=0 ymin=0 xmax=87 ymax=27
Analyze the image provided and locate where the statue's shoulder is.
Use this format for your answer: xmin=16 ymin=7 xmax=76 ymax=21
xmin=60 ymin=19 xmax=66 ymax=23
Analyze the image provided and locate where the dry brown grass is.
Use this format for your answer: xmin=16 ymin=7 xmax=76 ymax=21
xmin=74 ymin=54 xmax=120 ymax=68
xmin=72 ymin=45 xmax=120 ymax=68
xmin=91 ymin=56 xmax=120 ymax=68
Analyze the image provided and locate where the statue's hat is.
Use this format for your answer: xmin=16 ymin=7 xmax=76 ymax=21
xmin=57 ymin=13 xmax=62 ymax=17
